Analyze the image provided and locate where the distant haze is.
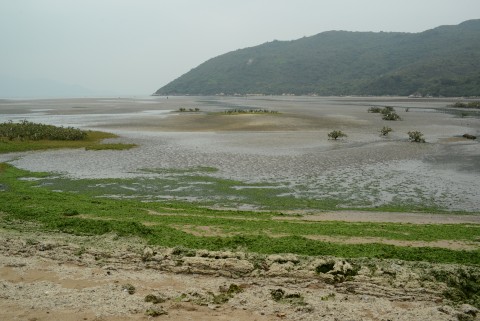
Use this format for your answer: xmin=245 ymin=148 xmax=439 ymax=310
xmin=1 ymin=0 xmax=479 ymax=97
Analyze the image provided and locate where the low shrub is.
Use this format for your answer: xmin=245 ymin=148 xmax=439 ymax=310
xmin=382 ymin=111 xmax=401 ymax=121
xmin=452 ymin=101 xmax=480 ymax=109
xmin=380 ymin=126 xmax=393 ymax=136
xmin=408 ymin=131 xmax=425 ymax=143
xmin=328 ymin=130 xmax=347 ymax=140
xmin=368 ymin=106 xmax=383 ymax=113
xmin=0 ymin=120 xmax=87 ymax=141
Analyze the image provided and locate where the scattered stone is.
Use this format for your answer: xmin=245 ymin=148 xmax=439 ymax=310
xmin=121 ymin=283 xmax=136 ymax=295
xmin=37 ymin=243 xmax=54 ymax=251
xmin=145 ymin=294 xmax=167 ymax=304
xmin=145 ymin=307 xmax=167 ymax=317
xmin=456 ymin=313 xmax=475 ymax=321
xmin=142 ymin=247 xmax=155 ymax=261
xmin=460 ymin=304 xmax=478 ymax=317
xmin=438 ymin=305 xmax=456 ymax=315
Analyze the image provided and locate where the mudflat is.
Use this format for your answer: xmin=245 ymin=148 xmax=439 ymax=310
xmin=1 ymin=96 xmax=479 ymax=211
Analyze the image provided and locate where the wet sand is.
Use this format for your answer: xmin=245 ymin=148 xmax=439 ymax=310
xmin=1 ymin=96 xmax=479 ymax=211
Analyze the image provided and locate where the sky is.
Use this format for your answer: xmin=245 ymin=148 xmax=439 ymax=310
xmin=1 ymin=0 xmax=479 ymax=97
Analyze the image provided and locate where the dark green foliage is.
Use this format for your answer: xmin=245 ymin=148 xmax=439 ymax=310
xmin=380 ymin=107 xmax=402 ymax=121
xmin=223 ymin=109 xmax=279 ymax=114
xmin=178 ymin=107 xmax=201 ymax=112
xmin=368 ymin=106 xmax=383 ymax=113
xmin=380 ymin=126 xmax=393 ymax=136
xmin=154 ymin=20 xmax=480 ymax=97
xmin=315 ymin=262 xmax=335 ymax=274
xmin=408 ymin=130 xmax=426 ymax=143
xmin=452 ymin=101 xmax=480 ymax=108
xmin=0 ymin=120 xmax=87 ymax=141
xmin=328 ymin=130 xmax=347 ymax=140
xmin=270 ymin=289 xmax=285 ymax=301
xmin=382 ymin=111 xmax=402 ymax=121
xmin=431 ymin=268 xmax=480 ymax=308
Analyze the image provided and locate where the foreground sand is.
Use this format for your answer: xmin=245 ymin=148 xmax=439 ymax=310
xmin=1 ymin=227 xmax=478 ymax=321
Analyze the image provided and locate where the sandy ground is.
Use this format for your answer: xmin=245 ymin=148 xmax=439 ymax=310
xmin=1 ymin=228 xmax=478 ymax=321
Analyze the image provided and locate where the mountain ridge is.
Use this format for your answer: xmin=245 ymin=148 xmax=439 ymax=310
xmin=155 ymin=20 xmax=480 ymax=97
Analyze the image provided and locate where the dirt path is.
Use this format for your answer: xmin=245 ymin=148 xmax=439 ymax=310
xmin=277 ymin=211 xmax=480 ymax=224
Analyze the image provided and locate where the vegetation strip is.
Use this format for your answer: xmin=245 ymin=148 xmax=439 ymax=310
xmin=1 ymin=163 xmax=479 ymax=265
xmin=0 ymin=121 xmax=136 ymax=153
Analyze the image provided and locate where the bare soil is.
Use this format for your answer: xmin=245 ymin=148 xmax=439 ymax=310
xmin=1 ymin=229 xmax=478 ymax=321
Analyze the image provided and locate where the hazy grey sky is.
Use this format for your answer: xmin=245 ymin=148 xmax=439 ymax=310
xmin=1 ymin=0 xmax=479 ymax=96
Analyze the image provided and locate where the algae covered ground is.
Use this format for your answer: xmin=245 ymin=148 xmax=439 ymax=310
xmin=1 ymin=163 xmax=479 ymax=266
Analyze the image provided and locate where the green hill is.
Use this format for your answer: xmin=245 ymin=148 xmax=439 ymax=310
xmin=154 ymin=20 xmax=480 ymax=97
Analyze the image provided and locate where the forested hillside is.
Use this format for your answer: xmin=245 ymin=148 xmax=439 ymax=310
xmin=154 ymin=20 xmax=480 ymax=97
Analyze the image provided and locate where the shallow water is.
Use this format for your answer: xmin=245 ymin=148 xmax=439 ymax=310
xmin=1 ymin=96 xmax=479 ymax=211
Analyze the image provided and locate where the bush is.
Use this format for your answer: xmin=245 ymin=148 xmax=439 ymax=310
xmin=408 ymin=131 xmax=425 ymax=143
xmin=368 ymin=106 xmax=401 ymax=120
xmin=382 ymin=111 xmax=401 ymax=121
xmin=328 ymin=130 xmax=347 ymax=140
xmin=380 ymin=106 xmax=395 ymax=114
xmin=452 ymin=101 xmax=480 ymax=109
xmin=380 ymin=126 xmax=393 ymax=136
xmin=368 ymin=106 xmax=383 ymax=113
xmin=0 ymin=120 xmax=87 ymax=141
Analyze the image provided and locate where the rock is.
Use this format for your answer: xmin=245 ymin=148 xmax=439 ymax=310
xmin=37 ymin=243 xmax=54 ymax=251
xmin=145 ymin=307 xmax=167 ymax=317
xmin=143 ymin=247 xmax=154 ymax=256
xmin=460 ymin=304 xmax=478 ymax=316
xmin=266 ymin=262 xmax=295 ymax=277
xmin=266 ymin=254 xmax=299 ymax=264
xmin=456 ymin=313 xmax=474 ymax=321
xmin=333 ymin=260 xmax=353 ymax=274
xmin=142 ymin=247 xmax=155 ymax=261
xmin=182 ymin=257 xmax=254 ymax=275
xmin=438 ymin=305 xmax=456 ymax=315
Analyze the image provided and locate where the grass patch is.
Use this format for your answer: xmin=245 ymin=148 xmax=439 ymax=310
xmin=0 ymin=128 xmax=135 ymax=154
xmin=1 ymin=163 xmax=479 ymax=266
